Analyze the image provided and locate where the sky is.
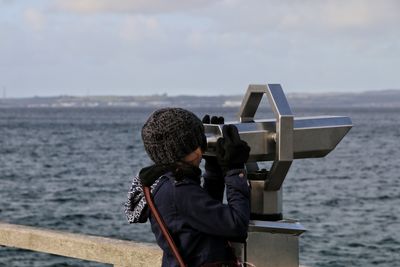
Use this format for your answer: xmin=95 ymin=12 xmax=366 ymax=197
xmin=1 ymin=0 xmax=400 ymax=97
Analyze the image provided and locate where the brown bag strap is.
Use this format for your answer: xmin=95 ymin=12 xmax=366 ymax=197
xmin=143 ymin=186 xmax=186 ymax=267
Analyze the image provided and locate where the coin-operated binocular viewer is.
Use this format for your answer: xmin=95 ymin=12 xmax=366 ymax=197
xmin=203 ymin=84 xmax=352 ymax=267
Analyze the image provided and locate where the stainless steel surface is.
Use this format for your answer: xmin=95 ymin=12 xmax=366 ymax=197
xmin=204 ymin=83 xmax=351 ymax=267
xmin=247 ymin=231 xmax=300 ymax=267
xmin=245 ymin=220 xmax=305 ymax=267
xmin=264 ymin=84 xmax=293 ymax=162
xmin=238 ymin=84 xmax=267 ymax=123
xmin=249 ymin=180 xmax=265 ymax=214
xmin=237 ymin=84 xmax=294 ymax=190
xmin=204 ymin=83 xmax=352 ymax=214
xmin=266 ymin=161 xmax=292 ymax=191
xmin=249 ymin=220 xmax=306 ymax=236
xmin=250 ymin=180 xmax=283 ymax=214
xmin=204 ymin=116 xmax=352 ymax=161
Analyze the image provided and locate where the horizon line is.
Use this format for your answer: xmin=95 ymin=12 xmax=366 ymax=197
xmin=3 ymin=88 xmax=400 ymax=99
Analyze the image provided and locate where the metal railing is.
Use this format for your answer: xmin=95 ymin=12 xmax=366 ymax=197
xmin=0 ymin=221 xmax=162 ymax=267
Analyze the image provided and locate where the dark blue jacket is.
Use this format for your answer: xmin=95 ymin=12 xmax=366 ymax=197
xmin=149 ymin=169 xmax=250 ymax=267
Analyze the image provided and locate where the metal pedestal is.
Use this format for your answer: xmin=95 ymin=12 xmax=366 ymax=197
xmin=246 ymin=220 xmax=306 ymax=267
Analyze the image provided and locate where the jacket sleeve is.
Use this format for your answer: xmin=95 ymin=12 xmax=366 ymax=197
xmin=202 ymin=170 xmax=225 ymax=202
xmin=174 ymin=170 xmax=250 ymax=239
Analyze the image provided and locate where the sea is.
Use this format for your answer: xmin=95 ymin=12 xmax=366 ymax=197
xmin=0 ymin=106 xmax=399 ymax=267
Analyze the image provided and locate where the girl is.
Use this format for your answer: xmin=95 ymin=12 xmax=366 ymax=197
xmin=125 ymin=108 xmax=250 ymax=267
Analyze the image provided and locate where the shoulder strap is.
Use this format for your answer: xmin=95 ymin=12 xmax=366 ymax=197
xmin=143 ymin=186 xmax=186 ymax=267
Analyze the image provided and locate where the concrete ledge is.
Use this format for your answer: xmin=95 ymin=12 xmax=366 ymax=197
xmin=0 ymin=222 xmax=162 ymax=267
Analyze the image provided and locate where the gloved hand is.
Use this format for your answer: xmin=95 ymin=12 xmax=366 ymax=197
xmin=202 ymin=114 xmax=224 ymax=125
xmin=202 ymin=114 xmax=224 ymax=175
xmin=216 ymin=124 xmax=250 ymax=171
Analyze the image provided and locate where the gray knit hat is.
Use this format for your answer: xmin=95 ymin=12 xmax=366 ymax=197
xmin=141 ymin=108 xmax=206 ymax=164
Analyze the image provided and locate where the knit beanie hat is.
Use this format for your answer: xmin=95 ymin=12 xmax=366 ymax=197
xmin=141 ymin=108 xmax=206 ymax=164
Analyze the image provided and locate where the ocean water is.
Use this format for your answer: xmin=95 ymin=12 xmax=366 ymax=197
xmin=0 ymin=107 xmax=399 ymax=267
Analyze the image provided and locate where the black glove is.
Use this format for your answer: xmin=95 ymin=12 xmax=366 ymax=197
xmin=202 ymin=114 xmax=225 ymax=175
xmin=216 ymin=124 xmax=250 ymax=171
xmin=202 ymin=114 xmax=224 ymax=125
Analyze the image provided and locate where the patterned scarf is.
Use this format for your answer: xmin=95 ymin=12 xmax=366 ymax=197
xmin=124 ymin=174 xmax=163 ymax=223
xmin=124 ymin=163 xmax=201 ymax=223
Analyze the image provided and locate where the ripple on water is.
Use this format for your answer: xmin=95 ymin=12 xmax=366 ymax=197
xmin=0 ymin=107 xmax=399 ymax=266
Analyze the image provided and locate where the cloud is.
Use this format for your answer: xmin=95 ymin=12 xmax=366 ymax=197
xmin=1 ymin=0 xmax=14 ymax=4
xmin=52 ymin=0 xmax=400 ymax=40
xmin=213 ymin=0 xmax=400 ymax=34
xmin=23 ymin=8 xmax=45 ymax=31
xmin=54 ymin=0 xmax=219 ymax=14
xmin=119 ymin=15 xmax=162 ymax=42
xmin=306 ymin=1 xmax=400 ymax=32
xmin=3 ymin=0 xmax=399 ymax=96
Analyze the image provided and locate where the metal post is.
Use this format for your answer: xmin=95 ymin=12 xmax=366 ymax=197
xmin=204 ymin=83 xmax=352 ymax=267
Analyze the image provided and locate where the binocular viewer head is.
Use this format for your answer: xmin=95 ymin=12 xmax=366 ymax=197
xmin=203 ymin=84 xmax=352 ymax=191
xmin=204 ymin=116 xmax=352 ymax=162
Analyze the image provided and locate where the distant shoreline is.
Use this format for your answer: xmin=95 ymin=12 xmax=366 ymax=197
xmin=1 ymin=90 xmax=400 ymax=108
